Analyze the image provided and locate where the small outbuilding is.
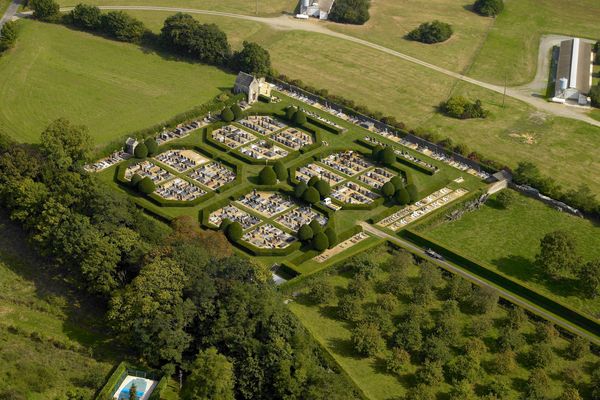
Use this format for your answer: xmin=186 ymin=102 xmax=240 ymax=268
xmin=125 ymin=137 xmax=138 ymax=155
xmin=553 ymin=38 xmax=593 ymax=105
xmin=233 ymin=72 xmax=271 ymax=104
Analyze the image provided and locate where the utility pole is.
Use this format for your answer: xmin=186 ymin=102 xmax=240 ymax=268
xmin=502 ymin=73 xmax=507 ymax=108
xmin=256 ymin=0 xmax=258 ymax=15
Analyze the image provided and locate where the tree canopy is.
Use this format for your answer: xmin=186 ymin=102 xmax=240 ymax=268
xmin=232 ymin=41 xmax=272 ymax=77
xmin=407 ymin=21 xmax=453 ymax=44
xmin=328 ymin=0 xmax=371 ymax=25
xmin=473 ymin=0 xmax=504 ymax=16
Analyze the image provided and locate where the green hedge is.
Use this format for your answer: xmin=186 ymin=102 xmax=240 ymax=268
xmin=355 ymin=137 xmax=435 ymax=175
xmin=400 ymin=229 xmax=600 ymax=338
xmin=147 ymin=376 xmax=169 ymax=400
xmin=96 ymin=362 xmax=128 ymax=400
xmin=232 ymin=237 xmax=302 ymax=257
xmin=306 ymin=114 xmax=345 ymax=134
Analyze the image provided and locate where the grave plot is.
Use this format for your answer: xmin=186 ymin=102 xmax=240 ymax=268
xmin=270 ymin=128 xmax=313 ymax=150
xmin=237 ymin=191 xmax=294 ymax=218
xmin=239 ymin=115 xmax=287 ymax=136
xmin=377 ymin=187 xmax=468 ymax=231
xmin=331 ymin=182 xmax=379 ymax=205
xmin=239 ymin=140 xmax=289 ymax=160
xmin=188 ymin=161 xmax=236 ymax=190
xmin=154 ymin=149 xmax=209 ymax=173
xmin=242 ymin=223 xmax=296 ymax=249
xmin=155 ymin=178 xmax=206 ymax=201
xmin=208 ymin=204 xmax=261 ymax=230
xmin=321 ymin=151 xmax=373 ymax=177
xmin=212 ymin=125 xmax=256 ymax=149
xmin=125 ymin=161 xmax=173 ymax=183
xmin=296 ymin=163 xmax=345 ymax=186
xmin=357 ymin=167 xmax=397 ymax=190
xmin=275 ymin=206 xmax=328 ymax=232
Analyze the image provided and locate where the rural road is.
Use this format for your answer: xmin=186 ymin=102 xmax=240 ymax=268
xmin=0 ymin=0 xmax=21 ymax=28
xmin=24 ymin=5 xmax=595 ymax=129
xmin=358 ymin=222 xmax=600 ymax=345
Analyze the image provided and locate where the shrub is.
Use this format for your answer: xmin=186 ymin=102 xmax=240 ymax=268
xmin=309 ymin=219 xmax=323 ymax=234
xmin=313 ymin=179 xmax=331 ymax=197
xmin=351 ymin=322 xmax=384 ymax=357
xmin=307 ymin=175 xmax=320 ymax=187
xmin=406 ymin=184 xmax=419 ymax=203
xmin=306 ymin=280 xmax=335 ymax=304
xmin=138 ymin=177 xmax=155 ymax=194
xmin=220 ymin=107 xmax=234 ymax=122
xmin=382 ymin=181 xmax=395 ymax=197
xmin=302 ymin=186 xmax=320 ymax=204
xmin=379 ymin=147 xmax=396 ymax=165
xmin=294 ymin=181 xmax=308 ymax=198
xmin=407 ymin=20 xmax=453 ymax=44
xmin=473 ymin=0 xmax=504 ymax=16
xmin=442 ymin=96 xmax=488 ymax=119
xmin=0 ymin=21 xmax=18 ymax=53
xmin=312 ymin=232 xmax=329 ymax=251
xmin=101 ymin=11 xmax=146 ymax=43
xmin=273 ymin=161 xmax=288 ymax=181
xmin=324 ymin=226 xmax=337 ymax=248
xmin=219 ymin=218 xmax=232 ymax=231
xmin=30 ymin=0 xmax=60 ymax=21
xmin=258 ymin=166 xmax=277 ymax=185
xmin=285 ymin=106 xmax=297 ymax=121
xmin=328 ymin=0 xmax=370 ymax=25
xmin=390 ymin=175 xmax=404 ymax=189
xmin=70 ymin=4 xmax=102 ymax=30
xmin=372 ymin=145 xmax=383 ymax=161
xmin=144 ymin=138 xmax=158 ymax=156
xmin=130 ymin=173 xmax=142 ymax=188
xmin=386 ymin=347 xmax=410 ymax=376
xmin=293 ymin=110 xmax=307 ymax=126
xmin=395 ymin=188 xmax=410 ymax=205
xmin=226 ymin=221 xmax=243 ymax=241
xmin=231 ymin=104 xmax=243 ymax=120
xmin=495 ymin=190 xmax=516 ymax=209
xmin=134 ymin=142 xmax=148 ymax=158
xmin=298 ymin=224 xmax=314 ymax=241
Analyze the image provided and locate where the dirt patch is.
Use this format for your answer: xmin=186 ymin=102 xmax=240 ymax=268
xmin=528 ymin=111 xmax=549 ymax=125
xmin=508 ymin=132 xmax=538 ymax=144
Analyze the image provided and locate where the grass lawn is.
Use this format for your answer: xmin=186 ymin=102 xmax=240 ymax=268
xmin=0 ymin=20 xmax=234 ymax=147
xmin=288 ymin=245 xmax=599 ymax=400
xmin=468 ymin=0 xmax=600 ymax=86
xmin=422 ymin=191 xmax=600 ymax=318
xmin=0 ymin=213 xmax=118 ymax=399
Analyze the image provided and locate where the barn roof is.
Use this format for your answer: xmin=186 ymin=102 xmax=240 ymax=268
xmin=235 ymin=72 xmax=256 ymax=89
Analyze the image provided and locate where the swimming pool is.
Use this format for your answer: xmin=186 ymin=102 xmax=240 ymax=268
xmin=117 ymin=378 xmax=147 ymax=399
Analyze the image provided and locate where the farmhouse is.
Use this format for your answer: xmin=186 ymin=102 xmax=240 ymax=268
xmin=298 ymin=0 xmax=335 ymax=20
xmin=233 ymin=72 xmax=271 ymax=103
xmin=553 ymin=38 xmax=593 ymax=105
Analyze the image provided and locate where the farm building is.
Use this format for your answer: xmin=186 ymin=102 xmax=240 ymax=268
xmin=553 ymin=38 xmax=593 ymax=105
xmin=298 ymin=0 xmax=335 ymax=20
xmin=233 ymin=72 xmax=272 ymax=104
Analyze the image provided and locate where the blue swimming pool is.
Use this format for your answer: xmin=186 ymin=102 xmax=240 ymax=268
xmin=118 ymin=378 xmax=147 ymax=399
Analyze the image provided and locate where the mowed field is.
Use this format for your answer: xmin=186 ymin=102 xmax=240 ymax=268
xmin=0 ymin=20 xmax=235 ymax=146
xmin=423 ymin=192 xmax=600 ymax=318
xmin=0 ymin=214 xmax=116 ymax=399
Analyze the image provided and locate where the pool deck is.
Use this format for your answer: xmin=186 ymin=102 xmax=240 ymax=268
xmin=114 ymin=375 xmax=157 ymax=400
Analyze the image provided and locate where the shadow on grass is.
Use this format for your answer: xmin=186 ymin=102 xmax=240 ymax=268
xmin=327 ymin=337 xmax=363 ymax=360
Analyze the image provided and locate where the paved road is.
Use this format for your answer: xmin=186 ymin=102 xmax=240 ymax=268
xmin=359 ymin=222 xmax=600 ymax=345
xmin=29 ymin=5 xmax=596 ymax=128
xmin=0 ymin=0 xmax=21 ymax=28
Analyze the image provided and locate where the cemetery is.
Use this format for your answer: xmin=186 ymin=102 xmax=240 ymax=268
xmin=154 ymin=149 xmax=210 ymax=173
xmin=211 ymin=124 xmax=256 ymax=149
xmin=125 ymin=161 xmax=173 ymax=183
xmin=236 ymin=191 xmax=295 ymax=218
xmin=356 ymin=167 xmax=396 ymax=189
xmin=296 ymin=162 xmax=346 ymax=185
xmin=321 ymin=151 xmax=373 ymax=176
xmin=188 ymin=161 xmax=236 ymax=190
xmin=155 ymin=178 xmax=206 ymax=201
xmin=242 ymin=223 xmax=296 ymax=249
xmin=275 ymin=206 xmax=328 ymax=231
xmin=270 ymin=128 xmax=314 ymax=150
xmin=331 ymin=181 xmax=380 ymax=204
xmin=239 ymin=115 xmax=287 ymax=135
xmin=239 ymin=140 xmax=289 ymax=160
xmin=208 ymin=204 xmax=261 ymax=230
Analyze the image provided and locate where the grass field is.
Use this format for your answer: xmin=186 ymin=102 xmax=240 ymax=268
xmin=422 ymin=191 xmax=600 ymax=318
xmin=0 ymin=213 xmax=117 ymax=399
xmin=288 ymin=246 xmax=599 ymax=399
xmin=0 ymin=20 xmax=235 ymax=146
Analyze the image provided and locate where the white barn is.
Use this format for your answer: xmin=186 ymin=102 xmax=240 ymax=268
xmin=553 ymin=38 xmax=593 ymax=105
xmin=299 ymin=0 xmax=335 ymax=20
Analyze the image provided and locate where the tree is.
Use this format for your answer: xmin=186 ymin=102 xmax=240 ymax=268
xmin=220 ymin=107 xmax=234 ymax=122
xmin=559 ymin=387 xmax=583 ymax=400
xmin=307 ymin=175 xmax=320 ymax=187
xmin=130 ymin=173 xmax=143 ymax=188
xmin=182 ymin=347 xmax=235 ymax=400
xmin=448 ymin=381 xmax=477 ymax=400
xmin=324 ymin=226 xmax=337 ymax=248
xmin=348 ymin=274 xmax=370 ymax=299
xmin=446 ymin=274 xmax=472 ymax=302
xmin=309 ymin=218 xmax=323 ymax=234
xmin=526 ymin=369 xmax=549 ymax=400
xmin=445 ymin=355 xmax=480 ymax=384
xmin=590 ymin=85 xmax=600 ymax=108
xmin=371 ymin=145 xmax=383 ymax=161
xmin=138 ymin=177 xmax=155 ymax=194
xmin=144 ymin=138 xmax=158 ymax=156
xmin=285 ymin=106 xmax=297 ymax=121
xmin=0 ymin=21 xmax=18 ymax=53
xmin=129 ymin=383 xmax=138 ymax=400
xmin=567 ymin=336 xmax=589 ymax=360
xmin=442 ymin=96 xmax=488 ymax=119
xmin=394 ymin=318 xmax=423 ymax=353
xmin=497 ymin=326 xmax=525 ymax=352
xmin=101 ymin=11 xmax=146 ymax=42
xmin=394 ymin=187 xmax=410 ymax=205
xmin=485 ymin=377 xmax=511 ymax=400
xmin=312 ymin=232 xmax=329 ymax=251
xmin=507 ymin=306 xmax=528 ymax=330
xmin=231 ymin=103 xmax=243 ymax=120
xmin=404 ymin=384 xmax=435 ymax=400
xmin=258 ymin=166 xmax=277 ymax=185
xmin=328 ymin=0 xmax=370 ymax=25
xmin=379 ymin=147 xmax=396 ymax=165
xmin=298 ymin=224 xmax=314 ymax=241
xmin=468 ymin=315 xmax=493 ymax=340
xmin=337 ymin=293 xmax=363 ymax=322
xmin=381 ymin=269 xmax=409 ymax=297
xmin=294 ymin=181 xmax=308 ymax=198
xmin=415 ymin=360 xmax=444 ymax=386
xmin=535 ymin=230 xmax=580 ymax=280
xmin=302 ymin=186 xmax=320 ymax=204
xmin=468 ymin=286 xmax=498 ymax=314
xmin=30 ymin=0 xmax=60 ymax=21
xmin=495 ymin=190 xmax=516 ymax=209
xmin=306 ymin=279 xmax=335 ymax=304
xmin=382 ymin=181 xmax=395 ymax=197
xmin=232 ymin=41 xmax=271 ymax=76
xmin=528 ymin=343 xmax=554 ymax=369
xmin=134 ymin=142 xmax=148 ymax=159
xmin=225 ymin=221 xmax=243 ymax=241
xmin=591 ymin=368 xmax=600 ymax=400
xmin=407 ymin=20 xmax=453 ymax=44
xmin=385 ymin=346 xmax=410 ymax=376
xmin=351 ymin=322 xmax=384 ymax=357
xmin=406 ymin=184 xmax=419 ymax=203
xmin=70 ymin=4 xmax=102 ymax=30
xmin=491 ymin=349 xmax=516 ymax=374
xmin=473 ymin=0 xmax=504 ymax=16
xmin=293 ymin=110 xmax=307 ymax=126
xmin=390 ymin=175 xmax=404 ymax=189
xmin=40 ymin=118 xmax=92 ymax=170
xmin=534 ymin=320 xmax=559 ymax=344
xmin=314 ymin=179 xmax=331 ymax=197
xmin=578 ymin=258 xmax=600 ymax=297
xmin=273 ymin=160 xmax=288 ymax=181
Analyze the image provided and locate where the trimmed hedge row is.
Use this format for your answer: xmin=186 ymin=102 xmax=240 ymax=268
xmin=356 ymin=137 xmax=436 ymax=175
xmin=306 ymin=114 xmax=345 ymax=135
xmin=232 ymin=236 xmax=302 ymax=257
xmin=400 ymin=229 xmax=600 ymax=338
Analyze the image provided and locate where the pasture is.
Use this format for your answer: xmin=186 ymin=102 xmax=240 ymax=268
xmin=0 ymin=20 xmax=234 ymax=147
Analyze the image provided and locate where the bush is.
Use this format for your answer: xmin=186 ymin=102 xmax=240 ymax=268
xmin=221 ymin=107 xmax=234 ymax=122
xmin=226 ymin=221 xmax=243 ymax=241
xmin=293 ymin=110 xmax=307 ymax=126
xmin=294 ymin=182 xmax=308 ymax=198
xmin=442 ymin=96 xmax=488 ymax=119
xmin=590 ymin=85 xmax=600 ymax=108
xmin=306 ymin=280 xmax=335 ymax=304
xmin=30 ymin=0 xmax=60 ymax=21
xmin=219 ymin=218 xmax=232 ymax=231
xmin=309 ymin=219 xmax=323 ymax=234
xmin=395 ymin=188 xmax=410 ymax=205
xmin=298 ymin=224 xmax=314 ymax=241
xmin=406 ymin=184 xmax=419 ymax=203
xmin=495 ymin=190 xmax=516 ymax=209
xmin=70 ymin=4 xmax=102 ymax=30
xmin=307 ymin=175 xmax=320 ymax=187
xmin=138 ymin=177 xmax=155 ymax=194
xmin=324 ymin=227 xmax=337 ymax=248
xmin=313 ymin=179 xmax=331 ymax=197
xmin=231 ymin=104 xmax=243 ymax=120
xmin=382 ymin=181 xmax=395 ymax=197
xmin=273 ymin=161 xmax=288 ymax=181
xmin=407 ymin=20 xmax=453 ymax=44
xmin=390 ymin=175 xmax=404 ymax=189
xmin=258 ymin=166 xmax=277 ymax=185
xmin=328 ymin=0 xmax=370 ymax=25
xmin=302 ymin=186 xmax=320 ymax=204
xmin=379 ymin=147 xmax=396 ymax=165
xmin=312 ymin=232 xmax=329 ymax=251
xmin=473 ymin=0 xmax=504 ymax=16
xmin=101 ymin=11 xmax=146 ymax=43
xmin=144 ymin=138 xmax=158 ymax=156
xmin=0 ymin=21 xmax=18 ymax=53
xmin=285 ymin=106 xmax=297 ymax=121
xmin=130 ymin=173 xmax=142 ymax=188
xmin=134 ymin=143 xmax=148 ymax=158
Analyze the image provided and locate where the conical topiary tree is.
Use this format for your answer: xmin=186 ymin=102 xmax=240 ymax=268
xmin=302 ymin=186 xmax=320 ymax=204
xmin=293 ymin=110 xmax=307 ymax=126
xmin=294 ymin=181 xmax=308 ymax=198
xmin=406 ymin=184 xmax=419 ymax=203
xmin=130 ymin=173 xmax=143 ymax=188
xmin=395 ymin=188 xmax=410 ymax=205
xmin=314 ymin=179 xmax=331 ymax=197
xmin=324 ymin=226 xmax=337 ymax=248
xmin=273 ymin=160 xmax=288 ymax=181
xmin=134 ymin=142 xmax=148 ymax=159
xmin=309 ymin=219 xmax=323 ymax=234
xmin=298 ymin=224 xmax=314 ymax=242
xmin=258 ymin=166 xmax=277 ymax=185
xmin=221 ymin=107 xmax=234 ymax=122
xmin=231 ymin=104 xmax=243 ymax=120
xmin=226 ymin=221 xmax=243 ymax=241
xmin=138 ymin=176 xmax=155 ymax=194
xmin=312 ymin=232 xmax=329 ymax=251
xmin=144 ymin=137 xmax=158 ymax=156
xmin=382 ymin=181 xmax=396 ymax=198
